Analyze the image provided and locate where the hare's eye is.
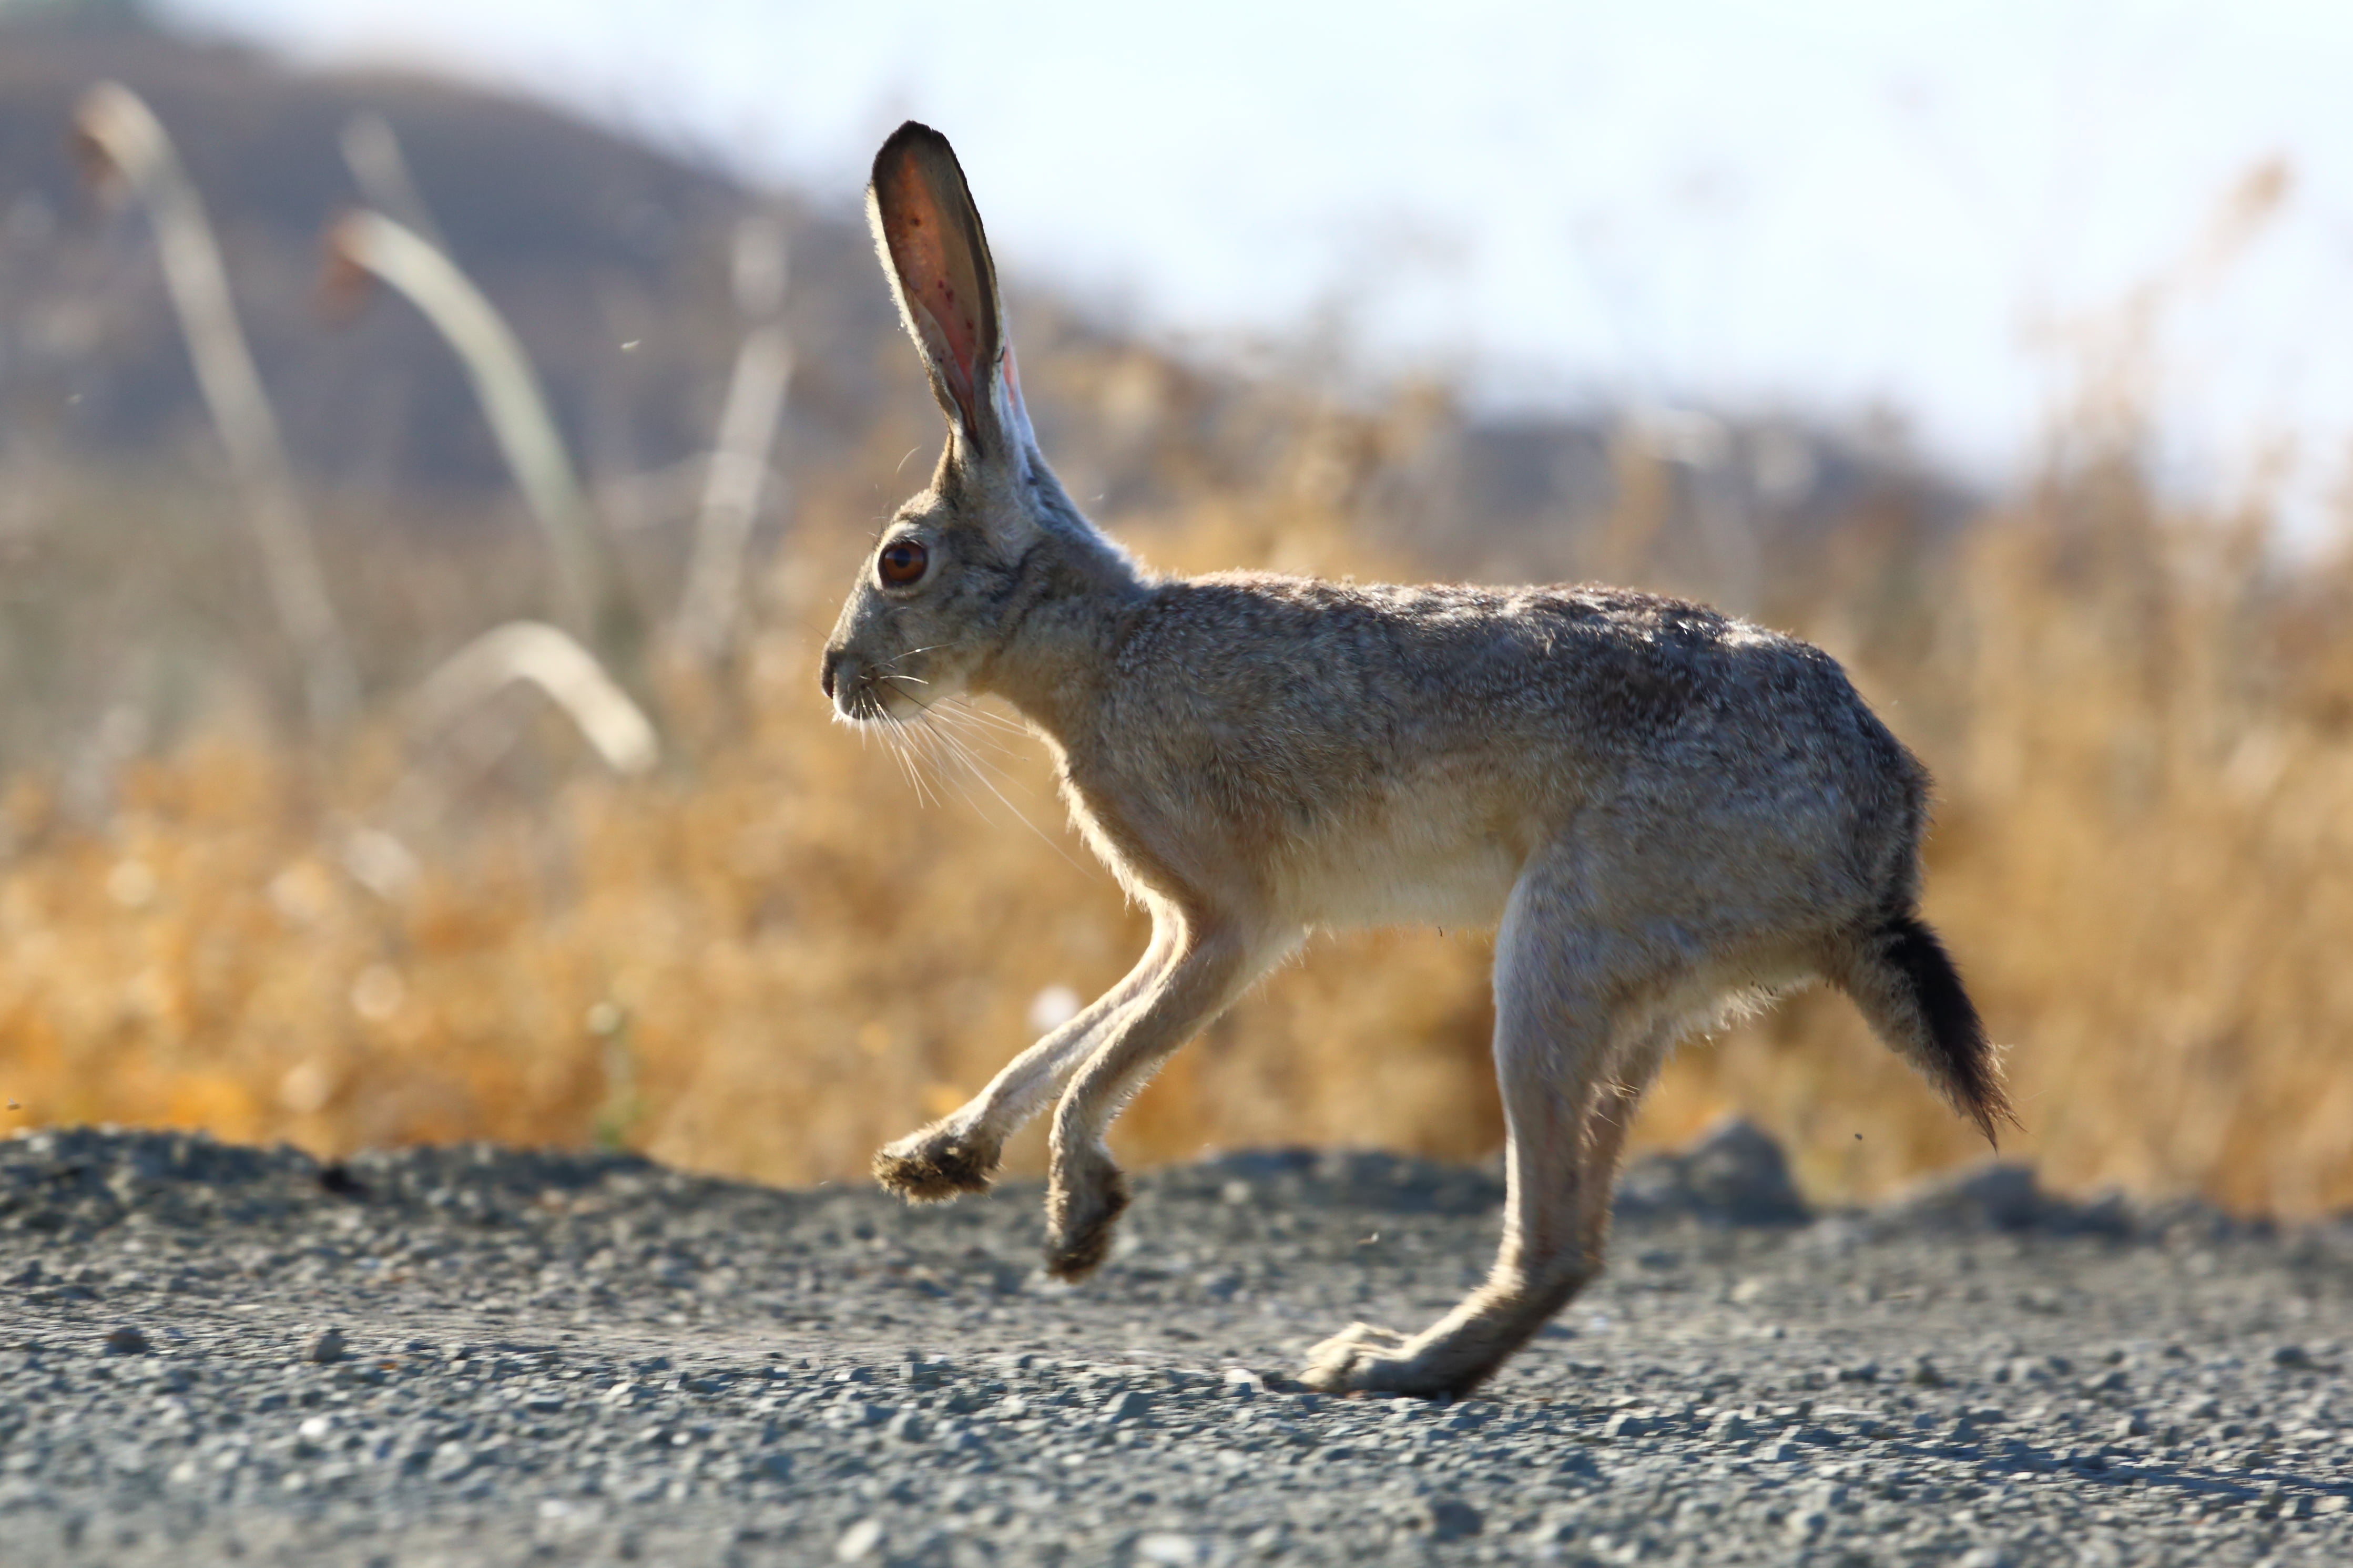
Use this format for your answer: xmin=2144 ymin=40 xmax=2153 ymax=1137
xmin=878 ymin=539 xmax=928 ymax=587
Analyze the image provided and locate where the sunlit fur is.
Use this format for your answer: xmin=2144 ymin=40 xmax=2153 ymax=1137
xmin=826 ymin=121 xmax=2007 ymax=1398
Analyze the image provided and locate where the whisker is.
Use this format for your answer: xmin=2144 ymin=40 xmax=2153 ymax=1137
xmin=879 ymin=718 xmax=937 ymax=807
xmin=929 ymin=704 xmax=1029 ymax=763
xmin=875 ymin=643 xmax=950 ymax=672
xmin=911 ymin=704 xmax=1084 ymax=870
xmin=945 ymin=696 xmax=1037 ymax=742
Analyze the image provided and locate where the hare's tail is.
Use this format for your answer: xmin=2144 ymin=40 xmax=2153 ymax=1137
xmin=1833 ymin=909 xmax=2012 ymax=1144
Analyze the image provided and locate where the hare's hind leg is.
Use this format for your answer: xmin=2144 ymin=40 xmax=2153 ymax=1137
xmin=1043 ymin=914 xmax=1287 ymax=1279
xmin=1303 ymin=864 xmax=1670 ymax=1398
xmin=874 ymin=924 xmax=1179 ymax=1202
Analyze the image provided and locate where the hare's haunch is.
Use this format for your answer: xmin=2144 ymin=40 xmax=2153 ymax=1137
xmin=822 ymin=121 xmax=2009 ymax=1399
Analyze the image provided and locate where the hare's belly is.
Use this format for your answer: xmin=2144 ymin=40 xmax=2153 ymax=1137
xmin=1278 ymin=822 xmax=1524 ymax=931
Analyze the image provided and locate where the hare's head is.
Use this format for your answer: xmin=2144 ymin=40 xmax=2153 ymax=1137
xmin=821 ymin=122 xmax=1131 ymax=725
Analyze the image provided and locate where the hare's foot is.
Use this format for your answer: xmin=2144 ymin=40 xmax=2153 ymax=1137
xmin=1302 ymin=1322 xmax=1411 ymax=1374
xmin=872 ymin=1124 xmax=1001 ymax=1203
xmin=1042 ymin=1149 xmax=1129 ymax=1280
xmin=1300 ymin=1323 xmax=1496 ymax=1399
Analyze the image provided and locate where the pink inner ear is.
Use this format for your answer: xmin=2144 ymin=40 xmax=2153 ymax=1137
xmin=881 ymin=174 xmax=985 ymax=421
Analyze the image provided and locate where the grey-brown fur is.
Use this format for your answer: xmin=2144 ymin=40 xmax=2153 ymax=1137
xmin=823 ymin=120 xmax=2010 ymax=1398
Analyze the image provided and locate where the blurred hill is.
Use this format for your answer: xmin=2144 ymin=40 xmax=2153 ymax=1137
xmin=0 ymin=11 xmax=832 ymax=497
xmin=0 ymin=12 xmax=1967 ymax=586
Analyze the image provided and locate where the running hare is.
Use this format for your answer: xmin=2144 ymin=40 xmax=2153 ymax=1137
xmin=824 ymin=122 xmax=2008 ymax=1398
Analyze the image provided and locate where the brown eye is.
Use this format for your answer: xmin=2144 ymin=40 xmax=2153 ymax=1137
xmin=877 ymin=539 xmax=928 ymax=587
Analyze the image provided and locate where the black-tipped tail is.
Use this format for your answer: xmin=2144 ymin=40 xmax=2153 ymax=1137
xmin=1837 ymin=910 xmax=2013 ymax=1145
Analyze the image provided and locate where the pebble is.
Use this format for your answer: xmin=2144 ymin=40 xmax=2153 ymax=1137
xmin=1602 ymin=1409 xmax=1655 ymax=1439
xmin=100 ymin=1325 xmax=149 ymax=1356
xmin=1419 ymin=1496 xmax=1482 ymax=1541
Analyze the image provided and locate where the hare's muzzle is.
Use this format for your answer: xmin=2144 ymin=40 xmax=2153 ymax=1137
xmin=819 ymin=646 xmax=847 ymax=703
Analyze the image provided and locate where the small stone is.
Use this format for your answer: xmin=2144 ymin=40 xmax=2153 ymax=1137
xmin=2112 ymin=1411 xmax=2149 ymax=1440
xmin=1134 ymin=1535 xmax=1204 ymax=1566
xmin=885 ymin=1409 xmax=930 ymax=1442
xmin=1707 ymin=1412 xmax=1752 ymax=1443
xmin=2271 ymin=1344 xmax=2315 ymax=1370
xmin=1786 ymin=1508 xmax=1827 ymax=1542
xmin=1762 ymin=1439 xmax=1800 ymax=1462
xmin=1419 ymin=1496 xmax=1482 ymax=1541
xmin=1603 ymin=1410 xmax=1655 ymax=1439
xmin=102 ymin=1325 xmax=150 ymax=1356
xmin=834 ymin=1518 xmax=882 ymax=1562
xmin=1102 ymin=1388 xmax=1151 ymax=1423
xmin=755 ymin=1452 xmax=794 ymax=1480
xmin=308 ymin=1328 xmax=347 ymax=1365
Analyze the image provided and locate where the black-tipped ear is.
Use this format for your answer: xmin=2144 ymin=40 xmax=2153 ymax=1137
xmin=868 ymin=121 xmax=1029 ymax=462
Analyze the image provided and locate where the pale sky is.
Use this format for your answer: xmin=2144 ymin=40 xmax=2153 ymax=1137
xmin=161 ymin=0 xmax=2353 ymax=519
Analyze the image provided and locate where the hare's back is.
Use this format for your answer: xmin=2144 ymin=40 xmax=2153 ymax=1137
xmin=1118 ymin=572 xmax=1920 ymax=833
xmin=1131 ymin=573 xmax=1873 ymax=750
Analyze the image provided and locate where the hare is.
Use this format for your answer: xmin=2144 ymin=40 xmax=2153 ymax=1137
xmin=823 ymin=121 xmax=2008 ymax=1399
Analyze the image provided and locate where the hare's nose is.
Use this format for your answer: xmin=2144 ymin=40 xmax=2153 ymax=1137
xmin=819 ymin=646 xmax=844 ymax=701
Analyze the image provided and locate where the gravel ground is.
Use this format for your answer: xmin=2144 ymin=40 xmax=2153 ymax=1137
xmin=3 ymin=1124 xmax=2351 ymax=1566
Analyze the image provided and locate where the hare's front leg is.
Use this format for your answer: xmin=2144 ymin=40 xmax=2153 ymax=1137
xmin=1042 ymin=916 xmax=1280 ymax=1279
xmin=873 ymin=927 xmax=1177 ymax=1201
xmin=1303 ymin=874 xmax=1668 ymax=1398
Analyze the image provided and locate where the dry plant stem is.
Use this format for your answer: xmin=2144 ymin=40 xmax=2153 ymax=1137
xmin=73 ymin=83 xmax=356 ymax=733
xmin=407 ymin=621 xmax=659 ymax=778
xmin=338 ymin=113 xmax=449 ymax=253
xmin=327 ymin=211 xmax=637 ymax=669
xmin=677 ymin=322 xmax=792 ymax=667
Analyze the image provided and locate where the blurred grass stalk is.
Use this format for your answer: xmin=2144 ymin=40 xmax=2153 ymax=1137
xmin=408 ymin=621 xmax=658 ymax=780
xmin=71 ymin=83 xmax=356 ymax=733
xmin=324 ymin=210 xmax=640 ymax=673
xmin=677 ymin=216 xmax=793 ymax=670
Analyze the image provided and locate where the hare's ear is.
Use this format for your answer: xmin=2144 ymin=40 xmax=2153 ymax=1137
xmin=868 ymin=121 xmax=1034 ymax=464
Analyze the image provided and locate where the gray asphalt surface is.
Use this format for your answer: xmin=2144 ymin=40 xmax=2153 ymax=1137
xmin=3 ymin=1123 xmax=2350 ymax=1566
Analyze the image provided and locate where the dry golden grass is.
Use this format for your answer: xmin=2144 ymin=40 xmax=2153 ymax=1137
xmin=3 ymin=428 xmax=2352 ymax=1216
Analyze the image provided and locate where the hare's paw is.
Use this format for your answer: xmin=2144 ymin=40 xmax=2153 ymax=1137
xmin=872 ymin=1126 xmax=1000 ymax=1203
xmin=1311 ymin=1322 xmax=1412 ymax=1358
xmin=1300 ymin=1325 xmax=1453 ymax=1398
xmin=1042 ymin=1154 xmax=1130 ymax=1280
